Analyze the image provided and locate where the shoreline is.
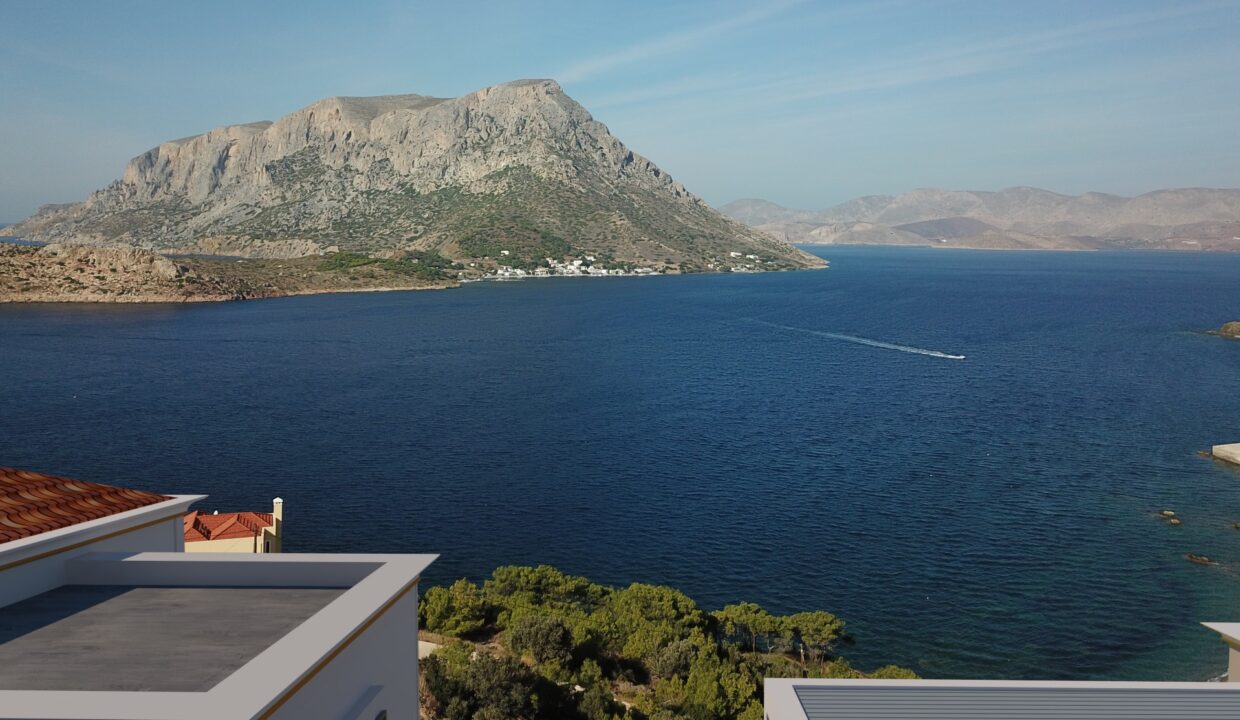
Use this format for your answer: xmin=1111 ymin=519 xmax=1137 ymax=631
xmin=0 ymin=266 xmax=814 ymax=305
xmin=0 ymin=241 xmax=825 ymax=304
xmin=795 ymin=241 xmax=1238 ymax=254
xmin=0 ymin=281 xmax=461 ymax=305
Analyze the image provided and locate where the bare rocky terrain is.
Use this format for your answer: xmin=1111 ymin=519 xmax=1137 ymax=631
xmin=0 ymin=244 xmax=456 ymax=303
xmin=6 ymin=80 xmax=819 ymax=282
xmin=722 ymin=188 xmax=1240 ymax=251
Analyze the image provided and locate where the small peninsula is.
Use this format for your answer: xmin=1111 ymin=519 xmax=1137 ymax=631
xmin=0 ymin=242 xmax=787 ymax=303
xmin=0 ymin=244 xmax=456 ymax=303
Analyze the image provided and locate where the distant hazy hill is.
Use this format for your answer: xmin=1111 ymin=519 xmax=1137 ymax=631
xmin=721 ymin=188 xmax=1240 ymax=251
xmin=7 ymin=80 xmax=819 ymax=272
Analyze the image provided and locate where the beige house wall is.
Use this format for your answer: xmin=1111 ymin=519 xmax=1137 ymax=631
xmin=261 ymin=526 xmax=281 ymax=554
xmin=185 ymin=536 xmax=262 ymax=553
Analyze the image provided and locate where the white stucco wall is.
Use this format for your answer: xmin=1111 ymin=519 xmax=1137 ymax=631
xmin=269 ymin=587 xmax=419 ymax=720
xmin=0 ymin=496 xmax=199 ymax=607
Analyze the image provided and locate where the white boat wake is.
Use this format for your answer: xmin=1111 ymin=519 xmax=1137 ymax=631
xmin=744 ymin=318 xmax=966 ymax=360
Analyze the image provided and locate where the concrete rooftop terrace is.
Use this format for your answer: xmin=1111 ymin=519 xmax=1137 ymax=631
xmin=0 ymin=585 xmax=345 ymax=691
xmin=0 ymin=552 xmax=436 ymax=720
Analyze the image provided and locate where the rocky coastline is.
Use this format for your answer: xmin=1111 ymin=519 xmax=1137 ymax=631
xmin=0 ymin=244 xmax=456 ymax=303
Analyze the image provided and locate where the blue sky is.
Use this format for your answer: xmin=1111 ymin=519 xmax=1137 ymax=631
xmin=2 ymin=0 xmax=1239 ymax=220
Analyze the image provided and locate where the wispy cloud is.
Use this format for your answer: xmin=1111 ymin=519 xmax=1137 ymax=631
xmin=1 ymin=37 xmax=136 ymax=88
xmin=556 ymin=0 xmax=804 ymax=84
xmin=774 ymin=2 xmax=1227 ymax=104
xmin=585 ymin=72 xmax=766 ymax=111
xmin=589 ymin=0 xmax=1230 ymax=121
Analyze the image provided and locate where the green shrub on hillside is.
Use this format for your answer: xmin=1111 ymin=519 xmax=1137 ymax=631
xmin=419 ymin=565 xmax=917 ymax=720
xmin=422 ymin=641 xmax=574 ymax=720
xmin=507 ymin=614 xmax=574 ymax=665
xmin=317 ymin=250 xmax=452 ymax=280
xmin=317 ymin=251 xmax=377 ymax=271
xmin=421 ymin=578 xmax=488 ymax=637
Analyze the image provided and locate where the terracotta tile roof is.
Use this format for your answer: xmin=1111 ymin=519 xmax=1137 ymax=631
xmin=0 ymin=466 xmax=170 ymax=544
xmin=184 ymin=510 xmax=274 ymax=543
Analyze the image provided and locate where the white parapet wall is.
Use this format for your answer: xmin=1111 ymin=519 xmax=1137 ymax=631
xmin=0 ymin=552 xmax=435 ymax=720
xmin=1212 ymin=443 xmax=1240 ymax=466
xmin=0 ymin=495 xmax=202 ymax=607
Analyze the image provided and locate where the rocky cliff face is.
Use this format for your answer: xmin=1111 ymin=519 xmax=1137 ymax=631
xmin=10 ymin=80 xmax=819 ymax=271
xmin=722 ymin=188 xmax=1240 ymax=251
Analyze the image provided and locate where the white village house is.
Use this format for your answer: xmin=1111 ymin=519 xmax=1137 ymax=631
xmin=0 ymin=466 xmax=433 ymax=720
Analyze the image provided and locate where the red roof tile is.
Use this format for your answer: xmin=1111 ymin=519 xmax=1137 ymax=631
xmin=183 ymin=510 xmax=274 ymax=543
xmin=0 ymin=466 xmax=170 ymax=544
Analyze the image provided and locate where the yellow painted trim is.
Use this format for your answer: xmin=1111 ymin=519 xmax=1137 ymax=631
xmin=0 ymin=510 xmax=184 ymax=573
xmin=257 ymin=576 xmax=420 ymax=720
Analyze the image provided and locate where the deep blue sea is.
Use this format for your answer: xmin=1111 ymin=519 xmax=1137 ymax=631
xmin=1 ymin=245 xmax=1238 ymax=681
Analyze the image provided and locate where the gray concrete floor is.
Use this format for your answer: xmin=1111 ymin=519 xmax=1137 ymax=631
xmin=0 ymin=585 xmax=345 ymax=691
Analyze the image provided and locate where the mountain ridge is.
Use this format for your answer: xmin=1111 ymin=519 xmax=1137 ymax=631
xmin=721 ymin=187 xmax=1240 ymax=251
xmin=8 ymin=79 xmax=820 ymax=273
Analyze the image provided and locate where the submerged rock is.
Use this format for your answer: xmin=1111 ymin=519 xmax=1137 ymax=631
xmin=1186 ymin=553 xmax=1213 ymax=565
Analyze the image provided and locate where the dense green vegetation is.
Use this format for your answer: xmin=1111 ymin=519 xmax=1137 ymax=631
xmin=419 ymin=565 xmax=916 ymax=720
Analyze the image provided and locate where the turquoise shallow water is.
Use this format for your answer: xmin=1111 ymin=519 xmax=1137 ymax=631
xmin=1 ymin=245 xmax=1238 ymax=680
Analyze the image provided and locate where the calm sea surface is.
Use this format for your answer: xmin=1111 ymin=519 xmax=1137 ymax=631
xmin=2 ymin=245 xmax=1238 ymax=681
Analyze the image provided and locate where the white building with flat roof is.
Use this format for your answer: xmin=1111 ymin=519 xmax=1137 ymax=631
xmin=765 ymin=677 xmax=1240 ymax=719
xmin=765 ymin=622 xmax=1240 ymax=719
xmin=0 ymin=466 xmax=434 ymax=720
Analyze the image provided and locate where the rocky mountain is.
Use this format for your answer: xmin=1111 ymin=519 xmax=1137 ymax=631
xmin=8 ymin=80 xmax=820 ymax=273
xmin=721 ymin=188 xmax=1240 ymax=251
